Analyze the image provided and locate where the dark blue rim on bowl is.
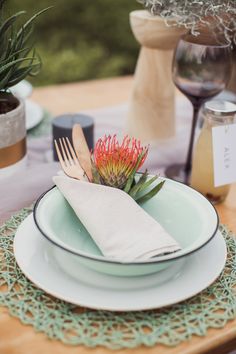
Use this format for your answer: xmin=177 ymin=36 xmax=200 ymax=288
xmin=33 ymin=180 xmax=219 ymax=265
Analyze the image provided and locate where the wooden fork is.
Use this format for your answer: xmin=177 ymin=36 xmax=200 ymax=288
xmin=54 ymin=137 xmax=86 ymax=180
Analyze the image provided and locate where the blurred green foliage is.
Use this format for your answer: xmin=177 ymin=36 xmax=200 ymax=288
xmin=6 ymin=0 xmax=140 ymax=86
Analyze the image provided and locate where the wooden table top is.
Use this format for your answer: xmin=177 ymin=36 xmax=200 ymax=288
xmin=1 ymin=76 xmax=236 ymax=354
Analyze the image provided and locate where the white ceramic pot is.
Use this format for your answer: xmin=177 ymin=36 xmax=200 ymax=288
xmin=0 ymin=97 xmax=27 ymax=179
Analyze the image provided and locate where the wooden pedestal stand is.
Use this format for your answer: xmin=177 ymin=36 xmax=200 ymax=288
xmin=127 ymin=10 xmax=186 ymax=142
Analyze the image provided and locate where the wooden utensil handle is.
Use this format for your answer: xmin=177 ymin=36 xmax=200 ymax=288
xmin=72 ymin=124 xmax=93 ymax=181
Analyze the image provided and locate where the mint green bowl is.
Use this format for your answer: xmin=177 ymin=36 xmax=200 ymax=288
xmin=33 ymin=177 xmax=218 ymax=277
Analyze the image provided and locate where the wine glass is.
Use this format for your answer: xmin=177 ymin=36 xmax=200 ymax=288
xmin=165 ymin=33 xmax=232 ymax=184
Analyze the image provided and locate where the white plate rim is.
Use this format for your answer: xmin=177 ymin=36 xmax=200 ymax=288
xmin=13 ymin=214 xmax=227 ymax=312
xmin=11 ymin=80 xmax=33 ymax=99
xmin=25 ymin=99 xmax=44 ymax=131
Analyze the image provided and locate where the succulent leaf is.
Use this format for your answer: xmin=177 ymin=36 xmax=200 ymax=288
xmin=123 ymin=149 xmax=147 ymax=193
xmin=136 ymin=175 xmax=159 ymax=195
xmin=128 ymin=170 xmax=148 ymax=198
xmin=0 ymin=57 xmax=36 ymax=76
xmin=17 ymin=7 xmax=53 ymax=40
xmin=0 ymin=6 xmax=50 ymax=91
xmin=0 ymin=11 xmax=25 ymax=39
xmin=136 ymin=181 xmax=165 ymax=204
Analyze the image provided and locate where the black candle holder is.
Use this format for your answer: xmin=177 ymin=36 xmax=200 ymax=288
xmin=52 ymin=114 xmax=94 ymax=162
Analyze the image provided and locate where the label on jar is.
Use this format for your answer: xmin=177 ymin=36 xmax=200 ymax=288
xmin=212 ymin=123 xmax=236 ymax=187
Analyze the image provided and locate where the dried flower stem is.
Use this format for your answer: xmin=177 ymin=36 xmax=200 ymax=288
xmin=138 ymin=0 xmax=236 ymax=44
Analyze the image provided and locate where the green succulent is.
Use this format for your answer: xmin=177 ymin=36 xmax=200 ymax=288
xmin=0 ymin=0 xmax=51 ymax=92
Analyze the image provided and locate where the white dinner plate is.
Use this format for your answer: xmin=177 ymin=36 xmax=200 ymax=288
xmin=11 ymin=80 xmax=33 ymax=99
xmin=14 ymin=214 xmax=227 ymax=312
xmin=25 ymin=99 xmax=44 ymax=130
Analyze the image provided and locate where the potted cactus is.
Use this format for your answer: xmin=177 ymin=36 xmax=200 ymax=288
xmin=0 ymin=0 xmax=49 ymax=177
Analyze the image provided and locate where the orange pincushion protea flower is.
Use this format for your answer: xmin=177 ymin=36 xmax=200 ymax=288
xmin=91 ymin=134 xmax=165 ymax=204
xmin=93 ymin=135 xmax=148 ymax=189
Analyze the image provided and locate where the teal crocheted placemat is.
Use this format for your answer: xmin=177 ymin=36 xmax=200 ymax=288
xmin=27 ymin=110 xmax=52 ymax=138
xmin=1 ymin=208 xmax=236 ymax=349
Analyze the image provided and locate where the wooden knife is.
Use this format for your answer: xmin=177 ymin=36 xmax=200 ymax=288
xmin=72 ymin=124 xmax=93 ymax=181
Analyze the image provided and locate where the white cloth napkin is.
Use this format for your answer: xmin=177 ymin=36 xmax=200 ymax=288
xmin=53 ymin=176 xmax=181 ymax=261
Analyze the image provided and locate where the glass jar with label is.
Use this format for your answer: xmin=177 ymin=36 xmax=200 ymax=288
xmin=190 ymin=100 xmax=236 ymax=204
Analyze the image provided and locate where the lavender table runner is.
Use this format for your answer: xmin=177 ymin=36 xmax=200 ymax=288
xmin=0 ymin=98 xmax=193 ymax=223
